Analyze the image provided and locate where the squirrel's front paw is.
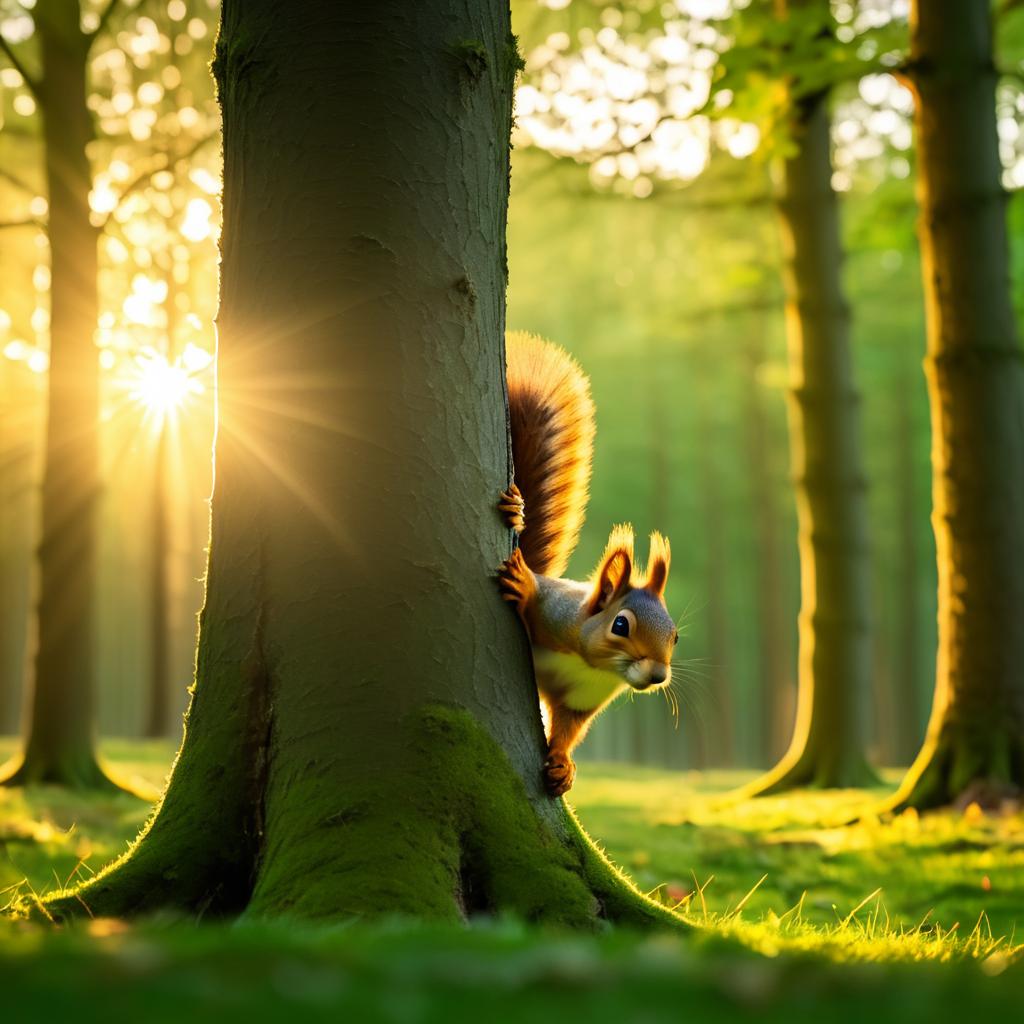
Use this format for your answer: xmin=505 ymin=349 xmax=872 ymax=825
xmin=498 ymin=483 xmax=526 ymax=534
xmin=544 ymin=752 xmax=576 ymax=797
xmin=497 ymin=548 xmax=534 ymax=615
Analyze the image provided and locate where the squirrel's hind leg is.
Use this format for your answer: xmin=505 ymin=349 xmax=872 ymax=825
xmin=544 ymin=704 xmax=593 ymax=797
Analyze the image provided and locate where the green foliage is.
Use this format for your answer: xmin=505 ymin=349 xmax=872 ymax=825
xmin=707 ymin=4 xmax=908 ymax=153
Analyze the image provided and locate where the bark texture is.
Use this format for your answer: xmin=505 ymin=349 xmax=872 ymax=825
xmin=144 ymin=421 xmax=171 ymax=737
xmin=742 ymin=34 xmax=876 ymax=795
xmin=743 ymin=320 xmax=793 ymax=767
xmin=40 ymin=0 xmax=678 ymax=927
xmin=1 ymin=0 xmax=114 ymax=789
xmin=889 ymin=1 xmax=1024 ymax=810
xmin=694 ymin=350 xmax=735 ymax=767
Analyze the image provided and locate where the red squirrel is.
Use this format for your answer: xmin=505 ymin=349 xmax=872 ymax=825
xmin=497 ymin=331 xmax=678 ymax=797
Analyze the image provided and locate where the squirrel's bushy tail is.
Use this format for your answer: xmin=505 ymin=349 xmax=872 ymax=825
xmin=506 ymin=331 xmax=595 ymax=578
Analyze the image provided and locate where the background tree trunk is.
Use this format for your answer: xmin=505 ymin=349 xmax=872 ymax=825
xmin=0 ymin=362 xmax=38 ymax=735
xmin=43 ymin=0 xmax=677 ymax=927
xmin=890 ymin=0 xmax=1024 ymax=810
xmin=143 ymin=272 xmax=180 ymax=739
xmin=742 ymin=318 xmax=793 ymax=767
xmin=742 ymin=42 xmax=876 ymax=793
xmin=893 ymin=358 xmax=924 ymax=765
xmin=1 ymin=0 xmax=113 ymax=788
xmin=144 ymin=420 xmax=171 ymax=738
xmin=694 ymin=348 xmax=735 ymax=768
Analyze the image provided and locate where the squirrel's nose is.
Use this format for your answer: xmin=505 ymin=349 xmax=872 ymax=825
xmin=648 ymin=665 xmax=668 ymax=686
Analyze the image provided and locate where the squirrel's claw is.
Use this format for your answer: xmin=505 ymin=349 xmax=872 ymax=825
xmin=544 ymin=753 xmax=576 ymax=797
xmin=498 ymin=483 xmax=526 ymax=534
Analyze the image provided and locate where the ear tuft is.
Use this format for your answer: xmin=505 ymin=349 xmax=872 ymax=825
xmin=645 ymin=531 xmax=671 ymax=598
xmin=588 ymin=524 xmax=634 ymax=614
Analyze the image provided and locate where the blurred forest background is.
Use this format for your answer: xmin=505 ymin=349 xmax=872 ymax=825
xmin=1 ymin=0 xmax=1023 ymax=774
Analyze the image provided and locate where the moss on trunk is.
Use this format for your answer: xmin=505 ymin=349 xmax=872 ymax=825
xmin=40 ymin=703 xmax=677 ymax=928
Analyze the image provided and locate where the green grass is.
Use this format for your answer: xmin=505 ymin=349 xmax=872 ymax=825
xmin=2 ymin=739 xmax=1024 ymax=1021
xmin=571 ymin=763 xmax=1024 ymax=939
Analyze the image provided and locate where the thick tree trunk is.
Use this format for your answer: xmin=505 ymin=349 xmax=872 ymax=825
xmin=742 ymin=73 xmax=876 ymax=795
xmin=1 ymin=0 xmax=114 ymax=788
xmin=889 ymin=1 xmax=1024 ymax=810
xmin=41 ymin=0 xmax=677 ymax=927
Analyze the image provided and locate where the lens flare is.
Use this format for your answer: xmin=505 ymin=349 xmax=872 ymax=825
xmin=129 ymin=348 xmax=204 ymax=422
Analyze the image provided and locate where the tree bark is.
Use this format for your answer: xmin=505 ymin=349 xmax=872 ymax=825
xmin=40 ymin=0 xmax=678 ymax=927
xmin=0 ymin=364 xmax=38 ymax=734
xmin=742 ymin=318 xmax=793 ymax=768
xmin=741 ymin=26 xmax=877 ymax=794
xmin=888 ymin=0 xmax=1024 ymax=810
xmin=1 ymin=0 xmax=115 ymax=789
xmin=143 ymin=272 xmax=180 ymax=739
xmin=892 ymin=358 xmax=924 ymax=765
xmin=693 ymin=349 xmax=735 ymax=768
xmin=143 ymin=420 xmax=171 ymax=738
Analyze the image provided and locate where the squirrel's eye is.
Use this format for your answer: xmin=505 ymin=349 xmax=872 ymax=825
xmin=611 ymin=615 xmax=630 ymax=638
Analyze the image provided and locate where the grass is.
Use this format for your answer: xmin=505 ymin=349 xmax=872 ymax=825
xmin=2 ymin=738 xmax=1024 ymax=1020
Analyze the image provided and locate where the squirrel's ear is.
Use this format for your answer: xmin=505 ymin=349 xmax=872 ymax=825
xmin=589 ymin=525 xmax=634 ymax=614
xmin=645 ymin=532 xmax=671 ymax=598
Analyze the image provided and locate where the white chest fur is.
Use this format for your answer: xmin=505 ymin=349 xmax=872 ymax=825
xmin=531 ymin=648 xmax=627 ymax=712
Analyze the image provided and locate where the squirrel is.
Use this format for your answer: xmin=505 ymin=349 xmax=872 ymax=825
xmin=497 ymin=331 xmax=678 ymax=797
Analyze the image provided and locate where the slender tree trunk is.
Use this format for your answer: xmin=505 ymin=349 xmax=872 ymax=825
xmin=889 ymin=0 xmax=1024 ymax=809
xmin=41 ymin=0 xmax=678 ymax=926
xmin=143 ymin=275 xmax=180 ymax=739
xmin=741 ymin=30 xmax=876 ymax=793
xmin=0 ymin=364 xmax=37 ymax=734
xmin=1 ymin=1 xmax=115 ymax=788
xmin=144 ymin=422 xmax=171 ymax=737
xmin=693 ymin=350 xmax=734 ymax=768
xmin=893 ymin=359 xmax=923 ymax=764
xmin=742 ymin=317 xmax=792 ymax=767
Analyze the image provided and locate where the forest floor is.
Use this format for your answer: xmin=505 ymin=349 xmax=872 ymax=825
xmin=1 ymin=739 xmax=1023 ymax=1022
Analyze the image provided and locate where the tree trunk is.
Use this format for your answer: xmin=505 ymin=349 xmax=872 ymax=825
xmin=693 ymin=349 xmax=734 ymax=768
xmin=41 ymin=0 xmax=677 ymax=927
xmin=743 ymin=318 xmax=793 ymax=768
xmin=892 ymin=358 xmax=924 ymax=765
xmin=741 ymin=49 xmax=876 ymax=793
xmin=0 ymin=363 xmax=38 ymax=734
xmin=143 ymin=420 xmax=171 ymax=737
xmin=143 ymin=273 xmax=180 ymax=739
xmin=888 ymin=0 xmax=1024 ymax=810
xmin=1 ymin=0 xmax=115 ymax=788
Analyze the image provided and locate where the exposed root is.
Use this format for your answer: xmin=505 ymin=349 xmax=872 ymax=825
xmin=24 ymin=704 xmax=686 ymax=933
xmin=0 ymin=750 xmax=145 ymax=797
xmin=730 ymin=739 xmax=879 ymax=801
xmin=878 ymin=725 xmax=1024 ymax=814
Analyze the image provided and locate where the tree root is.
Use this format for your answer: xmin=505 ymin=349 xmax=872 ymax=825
xmin=730 ymin=737 xmax=879 ymax=800
xmin=25 ymin=704 xmax=686 ymax=932
xmin=879 ymin=723 xmax=1024 ymax=814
